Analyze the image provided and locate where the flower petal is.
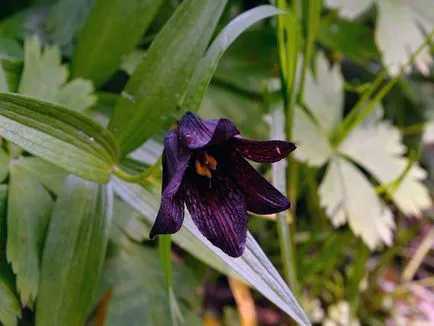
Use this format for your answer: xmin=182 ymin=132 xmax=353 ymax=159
xmin=179 ymin=111 xmax=240 ymax=149
xmin=229 ymin=137 xmax=296 ymax=163
xmin=228 ymin=151 xmax=290 ymax=214
xmin=162 ymin=129 xmax=192 ymax=197
xmin=182 ymin=170 xmax=247 ymax=258
xmin=150 ymin=192 xmax=184 ymax=238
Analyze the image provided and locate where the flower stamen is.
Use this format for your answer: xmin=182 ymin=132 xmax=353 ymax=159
xmin=195 ymin=159 xmax=212 ymax=178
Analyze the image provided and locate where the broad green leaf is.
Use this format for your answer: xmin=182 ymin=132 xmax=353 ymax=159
xmin=113 ymin=178 xmax=311 ymax=326
xmin=36 ymin=175 xmax=113 ymax=326
xmin=0 ymin=185 xmax=21 ymax=326
xmin=0 ymin=36 xmax=23 ymax=61
xmin=45 ymin=0 xmax=92 ymax=47
xmin=318 ymin=157 xmax=394 ymax=249
xmin=0 ymin=148 xmax=8 ymax=183
xmin=99 ymin=243 xmax=201 ymax=326
xmin=72 ymin=0 xmax=163 ymax=87
xmin=111 ymin=199 xmax=149 ymax=243
xmin=340 ymin=118 xmax=431 ymax=216
xmin=109 ymin=0 xmax=228 ymax=156
xmin=182 ymin=5 xmax=283 ymax=111
xmin=7 ymin=162 xmax=53 ymax=304
xmin=19 ymin=36 xmax=96 ymax=111
xmin=0 ymin=92 xmax=119 ymax=183
xmin=326 ymin=0 xmax=434 ymax=76
xmin=18 ymin=157 xmax=66 ymax=195
xmin=200 ymin=85 xmax=268 ymax=139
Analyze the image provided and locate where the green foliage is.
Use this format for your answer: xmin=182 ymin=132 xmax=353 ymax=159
xmin=1 ymin=0 xmax=434 ymax=324
xmin=72 ymin=0 xmax=163 ymax=87
xmin=36 ymin=176 xmax=112 ymax=326
xmin=109 ymin=0 xmax=228 ymax=156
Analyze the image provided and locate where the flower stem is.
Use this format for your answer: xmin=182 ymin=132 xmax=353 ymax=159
xmin=112 ymin=156 xmax=162 ymax=183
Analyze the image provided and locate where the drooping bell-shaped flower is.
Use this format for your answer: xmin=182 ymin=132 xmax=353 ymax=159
xmin=150 ymin=112 xmax=296 ymax=257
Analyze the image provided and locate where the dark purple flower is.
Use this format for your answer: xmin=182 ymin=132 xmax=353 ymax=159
xmin=150 ymin=112 xmax=296 ymax=257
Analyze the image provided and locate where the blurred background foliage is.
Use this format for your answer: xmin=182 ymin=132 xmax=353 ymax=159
xmin=1 ymin=0 xmax=434 ymax=325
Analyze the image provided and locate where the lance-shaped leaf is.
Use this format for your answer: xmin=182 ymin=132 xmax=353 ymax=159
xmin=0 ymin=92 xmax=119 ymax=183
xmin=113 ymin=178 xmax=310 ymax=326
xmin=36 ymin=175 xmax=113 ymax=326
xmin=182 ymin=5 xmax=284 ymax=111
xmin=108 ymin=0 xmax=228 ymax=156
xmin=7 ymin=162 xmax=53 ymax=305
xmin=72 ymin=0 xmax=162 ymax=87
xmin=0 ymin=185 xmax=22 ymax=326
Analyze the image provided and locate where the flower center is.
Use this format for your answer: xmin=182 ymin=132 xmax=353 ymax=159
xmin=194 ymin=152 xmax=217 ymax=178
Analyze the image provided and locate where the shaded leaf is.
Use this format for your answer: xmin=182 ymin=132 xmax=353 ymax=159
xmin=0 ymin=63 xmax=8 ymax=92
xmin=113 ymin=178 xmax=310 ymax=326
xmin=182 ymin=5 xmax=283 ymax=111
xmin=45 ymin=0 xmax=92 ymax=47
xmin=0 ymin=92 xmax=119 ymax=183
xmin=200 ymin=85 xmax=268 ymax=139
xmin=0 ymin=148 xmax=8 ymax=183
xmin=19 ymin=35 xmax=96 ymax=111
xmin=100 ymin=242 xmax=201 ymax=326
xmin=318 ymin=16 xmax=379 ymax=62
xmin=0 ymin=185 xmax=21 ymax=326
xmin=318 ymin=157 xmax=394 ymax=249
xmin=120 ymin=50 xmax=145 ymax=76
xmin=109 ymin=0 xmax=228 ymax=156
xmin=18 ymin=157 xmax=66 ymax=195
xmin=72 ymin=0 xmax=163 ymax=87
xmin=36 ymin=175 xmax=113 ymax=326
xmin=7 ymin=161 xmax=53 ymax=304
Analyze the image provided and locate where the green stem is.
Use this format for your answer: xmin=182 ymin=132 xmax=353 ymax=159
xmin=332 ymin=28 xmax=434 ymax=147
xmin=275 ymin=0 xmax=300 ymax=297
xmin=297 ymin=0 xmax=322 ymax=102
xmin=112 ymin=156 xmax=162 ymax=183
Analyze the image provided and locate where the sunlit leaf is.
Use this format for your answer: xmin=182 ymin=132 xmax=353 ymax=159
xmin=319 ymin=157 xmax=394 ymax=249
xmin=99 ymin=242 xmax=201 ymax=326
xmin=340 ymin=118 xmax=431 ymax=216
xmin=325 ymin=0 xmax=434 ymax=75
xmin=7 ymin=161 xmax=53 ymax=305
xmin=109 ymin=0 xmax=228 ymax=156
xmin=19 ymin=35 xmax=96 ymax=111
xmin=0 ymin=92 xmax=119 ymax=183
xmin=72 ymin=0 xmax=163 ymax=87
xmin=113 ymin=178 xmax=310 ymax=326
xmin=120 ymin=49 xmax=145 ymax=76
xmin=36 ymin=175 xmax=112 ymax=326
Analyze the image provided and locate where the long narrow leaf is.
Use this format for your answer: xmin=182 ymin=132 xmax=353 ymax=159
xmin=113 ymin=178 xmax=310 ymax=326
xmin=0 ymin=92 xmax=119 ymax=183
xmin=36 ymin=176 xmax=113 ymax=326
xmin=108 ymin=0 xmax=228 ymax=156
xmin=183 ymin=5 xmax=284 ymax=111
xmin=72 ymin=0 xmax=163 ymax=87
